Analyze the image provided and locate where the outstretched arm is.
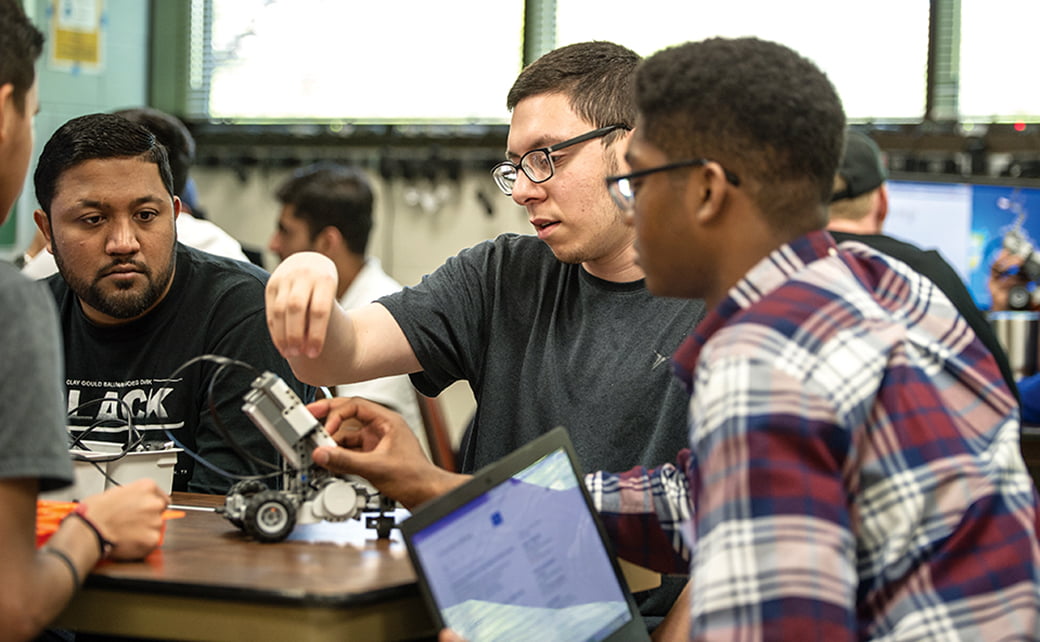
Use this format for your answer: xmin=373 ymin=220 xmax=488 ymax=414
xmin=265 ymin=252 xmax=421 ymax=385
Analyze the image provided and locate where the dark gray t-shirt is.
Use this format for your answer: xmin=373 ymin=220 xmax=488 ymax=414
xmin=380 ymin=234 xmax=705 ymax=622
xmin=0 ymin=261 xmax=73 ymax=490
xmin=379 ymin=233 xmax=705 ymax=477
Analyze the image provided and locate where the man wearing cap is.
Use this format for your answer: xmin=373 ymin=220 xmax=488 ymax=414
xmin=828 ymin=129 xmax=1019 ymax=397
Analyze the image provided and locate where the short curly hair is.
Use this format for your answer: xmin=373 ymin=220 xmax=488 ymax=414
xmin=635 ymin=37 xmax=845 ymax=234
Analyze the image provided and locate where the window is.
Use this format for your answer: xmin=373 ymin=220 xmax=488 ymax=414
xmin=166 ymin=1 xmax=1038 ymax=126
xmin=195 ymin=0 xmax=523 ymax=124
xmin=555 ymin=0 xmax=930 ymax=122
xmin=959 ymin=0 xmax=1040 ymax=122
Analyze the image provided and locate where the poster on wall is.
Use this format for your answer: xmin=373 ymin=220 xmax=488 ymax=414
xmin=49 ymin=0 xmax=104 ymax=74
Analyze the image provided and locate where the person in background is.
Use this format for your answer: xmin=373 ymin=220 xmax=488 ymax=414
xmin=265 ymin=41 xmax=705 ymax=627
xmin=32 ymin=112 xmax=312 ymax=495
xmin=827 ymin=128 xmax=1019 ymax=398
xmin=0 ymin=2 xmax=167 ymax=637
xmin=268 ymin=162 xmax=426 ymax=453
xmin=21 ymin=106 xmax=250 ymax=279
xmin=309 ymin=36 xmax=1040 ymax=640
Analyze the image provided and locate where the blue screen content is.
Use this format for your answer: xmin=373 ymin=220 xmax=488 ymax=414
xmin=409 ymin=449 xmax=632 ymax=642
xmin=969 ymin=185 xmax=1040 ymax=310
xmin=884 ymin=179 xmax=1040 ymax=310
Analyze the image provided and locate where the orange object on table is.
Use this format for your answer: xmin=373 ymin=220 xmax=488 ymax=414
xmin=36 ymin=499 xmax=185 ymax=548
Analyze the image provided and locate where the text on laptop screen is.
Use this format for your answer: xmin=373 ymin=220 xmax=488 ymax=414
xmin=408 ymin=448 xmax=633 ymax=641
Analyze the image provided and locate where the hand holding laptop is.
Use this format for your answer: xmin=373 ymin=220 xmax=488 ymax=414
xmin=307 ymin=396 xmax=470 ymax=509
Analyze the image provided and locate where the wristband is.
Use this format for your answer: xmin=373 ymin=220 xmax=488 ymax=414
xmin=65 ymin=503 xmax=114 ymax=559
xmin=42 ymin=546 xmax=81 ymax=589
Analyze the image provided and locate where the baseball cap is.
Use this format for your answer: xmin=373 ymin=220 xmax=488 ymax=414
xmin=831 ymin=130 xmax=887 ymax=202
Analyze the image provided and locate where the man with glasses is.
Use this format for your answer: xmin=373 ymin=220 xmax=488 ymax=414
xmin=265 ymin=41 xmax=705 ymax=626
xmin=592 ymin=37 xmax=1039 ymax=638
xmin=490 ymin=123 xmax=630 ymax=195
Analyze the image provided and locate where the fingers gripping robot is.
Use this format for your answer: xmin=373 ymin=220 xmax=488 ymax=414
xmin=217 ymin=372 xmax=395 ymax=542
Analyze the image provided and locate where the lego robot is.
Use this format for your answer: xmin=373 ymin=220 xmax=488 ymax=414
xmin=217 ymin=372 xmax=396 ymax=542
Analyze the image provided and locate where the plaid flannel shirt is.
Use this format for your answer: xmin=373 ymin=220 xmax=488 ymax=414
xmin=591 ymin=230 xmax=1040 ymax=640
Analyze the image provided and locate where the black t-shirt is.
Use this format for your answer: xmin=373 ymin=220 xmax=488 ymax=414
xmin=46 ymin=244 xmax=312 ymax=494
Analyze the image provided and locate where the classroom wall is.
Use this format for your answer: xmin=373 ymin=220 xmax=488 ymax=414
xmin=192 ymin=165 xmax=528 ymax=287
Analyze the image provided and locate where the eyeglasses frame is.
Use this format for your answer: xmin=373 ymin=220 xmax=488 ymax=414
xmin=605 ymin=158 xmax=741 ymax=211
xmin=491 ymin=124 xmax=631 ymax=196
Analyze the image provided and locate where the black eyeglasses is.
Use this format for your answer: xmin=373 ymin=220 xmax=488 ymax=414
xmin=491 ymin=124 xmax=630 ymax=196
xmin=605 ymin=158 xmax=741 ymax=211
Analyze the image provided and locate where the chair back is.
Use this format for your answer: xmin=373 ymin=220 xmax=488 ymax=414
xmin=415 ymin=392 xmax=457 ymax=473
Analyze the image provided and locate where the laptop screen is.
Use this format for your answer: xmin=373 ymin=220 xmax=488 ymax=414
xmin=402 ymin=428 xmax=647 ymax=642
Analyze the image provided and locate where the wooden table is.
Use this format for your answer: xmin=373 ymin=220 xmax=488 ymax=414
xmin=54 ymin=492 xmax=435 ymax=641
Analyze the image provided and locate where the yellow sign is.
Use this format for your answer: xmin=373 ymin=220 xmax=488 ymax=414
xmin=50 ymin=0 xmax=104 ymax=73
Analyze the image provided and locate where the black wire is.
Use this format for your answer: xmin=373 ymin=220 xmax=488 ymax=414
xmin=86 ymin=459 xmax=122 ymax=488
xmin=70 ymin=419 xmax=145 ymax=457
xmin=64 ymin=353 xmax=288 ymax=487
xmin=167 ymin=353 xmax=261 ymax=381
xmin=205 ymin=360 xmax=281 ymax=473
xmin=66 ymin=397 xmax=142 ymax=459
xmin=162 ymin=428 xmax=280 ymax=483
xmin=65 ymin=396 xmax=149 ymax=490
xmin=158 ymin=353 xmax=284 ymax=483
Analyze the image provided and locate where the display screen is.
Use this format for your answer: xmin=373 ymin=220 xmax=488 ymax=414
xmin=408 ymin=449 xmax=633 ymax=641
xmin=885 ymin=179 xmax=1040 ymax=310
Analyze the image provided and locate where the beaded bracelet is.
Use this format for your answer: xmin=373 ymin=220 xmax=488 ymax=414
xmin=41 ymin=546 xmax=81 ymax=589
xmin=64 ymin=503 xmax=114 ymax=559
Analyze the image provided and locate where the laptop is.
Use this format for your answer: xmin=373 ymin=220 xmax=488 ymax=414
xmin=400 ymin=427 xmax=650 ymax=642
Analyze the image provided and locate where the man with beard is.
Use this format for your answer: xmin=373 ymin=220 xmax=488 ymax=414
xmin=32 ymin=113 xmax=311 ymax=494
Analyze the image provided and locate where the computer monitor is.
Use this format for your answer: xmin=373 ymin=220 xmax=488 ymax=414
xmin=885 ymin=178 xmax=1040 ymax=310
